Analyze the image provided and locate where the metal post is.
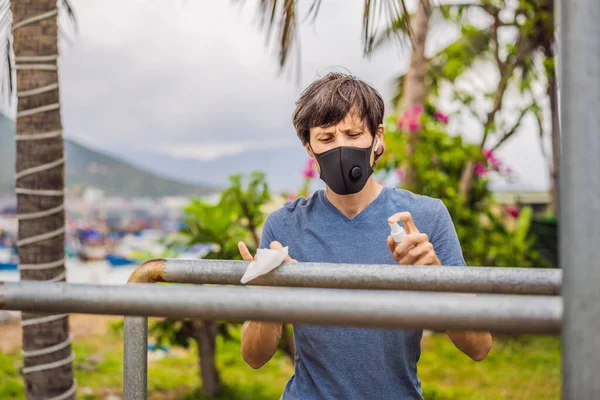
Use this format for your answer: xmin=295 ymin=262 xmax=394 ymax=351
xmin=559 ymin=0 xmax=600 ymax=398
xmin=0 ymin=281 xmax=562 ymax=333
xmin=124 ymin=316 xmax=147 ymax=400
xmin=123 ymin=259 xmax=162 ymax=400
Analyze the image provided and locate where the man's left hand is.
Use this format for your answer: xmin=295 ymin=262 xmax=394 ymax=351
xmin=387 ymin=212 xmax=441 ymax=266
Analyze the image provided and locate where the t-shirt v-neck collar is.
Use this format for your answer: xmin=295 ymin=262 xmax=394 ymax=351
xmin=317 ymin=187 xmax=390 ymax=223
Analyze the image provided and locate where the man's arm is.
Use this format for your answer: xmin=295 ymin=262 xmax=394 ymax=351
xmin=238 ymin=240 xmax=296 ymax=369
xmin=388 ymin=207 xmax=493 ymax=361
xmin=241 ymin=321 xmax=283 ymax=369
xmin=446 ymin=329 xmax=492 ymax=361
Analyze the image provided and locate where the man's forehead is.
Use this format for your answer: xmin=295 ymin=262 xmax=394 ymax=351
xmin=312 ymin=110 xmax=366 ymax=132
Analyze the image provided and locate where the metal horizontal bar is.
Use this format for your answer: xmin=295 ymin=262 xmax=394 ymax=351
xmin=156 ymin=258 xmax=562 ymax=295
xmin=0 ymin=281 xmax=562 ymax=333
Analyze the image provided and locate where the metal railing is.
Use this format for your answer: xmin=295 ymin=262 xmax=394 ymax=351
xmin=0 ymin=260 xmax=563 ymax=399
xmin=122 ymin=258 xmax=565 ymax=399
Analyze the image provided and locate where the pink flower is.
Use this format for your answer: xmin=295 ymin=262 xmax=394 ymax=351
xmin=474 ymin=162 xmax=488 ymax=176
xmin=397 ymin=105 xmax=423 ymax=132
xmin=397 ymin=114 xmax=409 ymax=131
xmin=483 ymin=148 xmax=502 ymax=169
xmin=287 ymin=193 xmax=298 ymax=201
xmin=411 ymin=105 xmax=423 ymax=114
xmin=395 ymin=167 xmax=405 ymax=180
xmin=302 ymin=158 xmax=317 ymax=179
xmin=433 ymin=111 xmax=449 ymax=124
xmin=505 ymin=206 xmax=519 ymax=219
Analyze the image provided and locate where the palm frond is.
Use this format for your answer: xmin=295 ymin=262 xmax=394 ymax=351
xmin=236 ymin=0 xmax=300 ymax=70
xmin=390 ymin=25 xmax=491 ymax=107
xmin=0 ymin=0 xmax=13 ymax=108
xmin=362 ymin=0 xmax=411 ymax=56
xmin=60 ymin=0 xmax=78 ymax=31
xmin=367 ymin=1 xmax=488 ymax=59
xmin=236 ymin=0 xmax=411 ymax=81
xmin=366 ymin=11 xmax=410 ymax=56
xmin=0 ymin=0 xmax=77 ymax=110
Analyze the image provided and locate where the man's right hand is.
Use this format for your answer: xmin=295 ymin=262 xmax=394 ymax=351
xmin=237 ymin=240 xmax=296 ymax=369
xmin=237 ymin=240 xmax=298 ymax=264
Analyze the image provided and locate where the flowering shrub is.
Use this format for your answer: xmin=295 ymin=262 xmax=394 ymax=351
xmin=376 ymin=105 xmax=545 ymax=267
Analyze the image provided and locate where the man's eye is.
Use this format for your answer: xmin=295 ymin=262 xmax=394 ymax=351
xmin=348 ymin=132 xmax=362 ymax=138
xmin=319 ymin=137 xmax=333 ymax=143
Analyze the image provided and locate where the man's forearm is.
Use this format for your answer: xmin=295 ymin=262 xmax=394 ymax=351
xmin=241 ymin=321 xmax=283 ymax=369
xmin=446 ymin=330 xmax=492 ymax=361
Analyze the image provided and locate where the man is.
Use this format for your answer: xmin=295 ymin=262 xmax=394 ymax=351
xmin=238 ymin=72 xmax=492 ymax=399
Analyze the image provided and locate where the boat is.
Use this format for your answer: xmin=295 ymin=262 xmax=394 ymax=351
xmin=77 ymin=228 xmax=108 ymax=262
xmin=106 ymin=253 xmax=136 ymax=267
xmin=0 ymin=246 xmax=18 ymax=271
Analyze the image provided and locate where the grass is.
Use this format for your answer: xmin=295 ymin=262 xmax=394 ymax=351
xmin=419 ymin=333 xmax=561 ymax=399
xmin=0 ymin=322 xmax=560 ymax=399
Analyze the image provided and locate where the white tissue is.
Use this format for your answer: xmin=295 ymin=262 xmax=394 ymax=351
xmin=240 ymin=246 xmax=289 ymax=284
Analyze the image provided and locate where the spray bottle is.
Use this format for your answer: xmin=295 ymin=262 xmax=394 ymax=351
xmin=388 ymin=221 xmax=407 ymax=243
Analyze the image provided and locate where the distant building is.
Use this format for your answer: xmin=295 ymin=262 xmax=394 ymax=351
xmin=492 ymin=191 xmax=551 ymax=214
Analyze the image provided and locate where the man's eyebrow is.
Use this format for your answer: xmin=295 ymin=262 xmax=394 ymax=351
xmin=315 ymin=129 xmax=335 ymax=135
xmin=341 ymin=127 xmax=364 ymax=133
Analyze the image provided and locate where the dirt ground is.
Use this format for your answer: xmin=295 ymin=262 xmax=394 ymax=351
xmin=0 ymin=314 xmax=123 ymax=353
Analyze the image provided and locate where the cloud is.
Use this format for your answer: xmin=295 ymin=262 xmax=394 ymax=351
xmin=48 ymin=0 xmax=549 ymax=190
xmin=155 ymin=138 xmax=295 ymax=161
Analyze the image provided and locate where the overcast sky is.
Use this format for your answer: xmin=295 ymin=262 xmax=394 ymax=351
xmin=7 ymin=0 xmax=551 ymax=190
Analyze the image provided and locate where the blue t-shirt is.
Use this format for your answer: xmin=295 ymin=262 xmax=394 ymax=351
xmin=260 ymin=186 xmax=466 ymax=400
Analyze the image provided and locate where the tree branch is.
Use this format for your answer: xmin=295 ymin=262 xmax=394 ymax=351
xmin=481 ymin=29 xmax=530 ymax=148
xmin=491 ymin=105 xmax=532 ymax=151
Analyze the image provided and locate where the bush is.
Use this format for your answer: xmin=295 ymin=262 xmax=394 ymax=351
xmin=376 ymin=106 xmax=546 ymax=267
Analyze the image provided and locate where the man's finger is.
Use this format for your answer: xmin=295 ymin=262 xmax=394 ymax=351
xmin=388 ymin=212 xmax=419 ymax=234
xmin=393 ymin=233 xmax=428 ymax=263
xmin=399 ymin=241 xmax=432 ymax=265
xmin=238 ymin=241 xmax=254 ymax=262
xmin=270 ymin=241 xmax=297 ymax=263
xmin=387 ymin=236 xmax=396 ymax=254
xmin=414 ymin=253 xmax=438 ymax=266
xmin=270 ymin=241 xmax=284 ymax=250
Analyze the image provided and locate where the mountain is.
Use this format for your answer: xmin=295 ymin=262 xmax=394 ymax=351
xmin=0 ymin=114 xmax=216 ymax=198
xmin=1 ymin=113 xmax=541 ymax=198
xmin=104 ymin=145 xmax=311 ymax=195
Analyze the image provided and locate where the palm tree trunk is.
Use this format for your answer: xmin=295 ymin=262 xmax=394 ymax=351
xmin=12 ymin=1 xmax=75 ymax=399
xmin=400 ymin=0 xmax=432 ymax=191
xmin=187 ymin=320 xmax=221 ymax=398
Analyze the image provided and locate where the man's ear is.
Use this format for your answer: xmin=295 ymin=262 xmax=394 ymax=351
xmin=375 ymin=125 xmax=385 ymax=159
xmin=305 ymin=143 xmax=315 ymax=158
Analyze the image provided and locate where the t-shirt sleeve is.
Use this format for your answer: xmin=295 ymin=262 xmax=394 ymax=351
xmin=259 ymin=212 xmax=279 ymax=249
xmin=430 ymin=200 xmax=466 ymax=267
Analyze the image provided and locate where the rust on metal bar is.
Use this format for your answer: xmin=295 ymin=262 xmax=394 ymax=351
xmin=127 ymin=259 xmax=166 ymax=284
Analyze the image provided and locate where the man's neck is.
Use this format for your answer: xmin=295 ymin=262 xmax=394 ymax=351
xmin=325 ymin=178 xmax=384 ymax=219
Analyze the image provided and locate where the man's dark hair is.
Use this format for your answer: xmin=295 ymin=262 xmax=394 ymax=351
xmin=292 ymin=72 xmax=385 ymax=145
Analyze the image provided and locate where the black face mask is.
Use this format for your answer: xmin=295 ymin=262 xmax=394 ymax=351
xmin=312 ymin=137 xmax=379 ymax=195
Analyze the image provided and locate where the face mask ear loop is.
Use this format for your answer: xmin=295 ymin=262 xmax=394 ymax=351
xmin=372 ymin=136 xmax=382 ymax=164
